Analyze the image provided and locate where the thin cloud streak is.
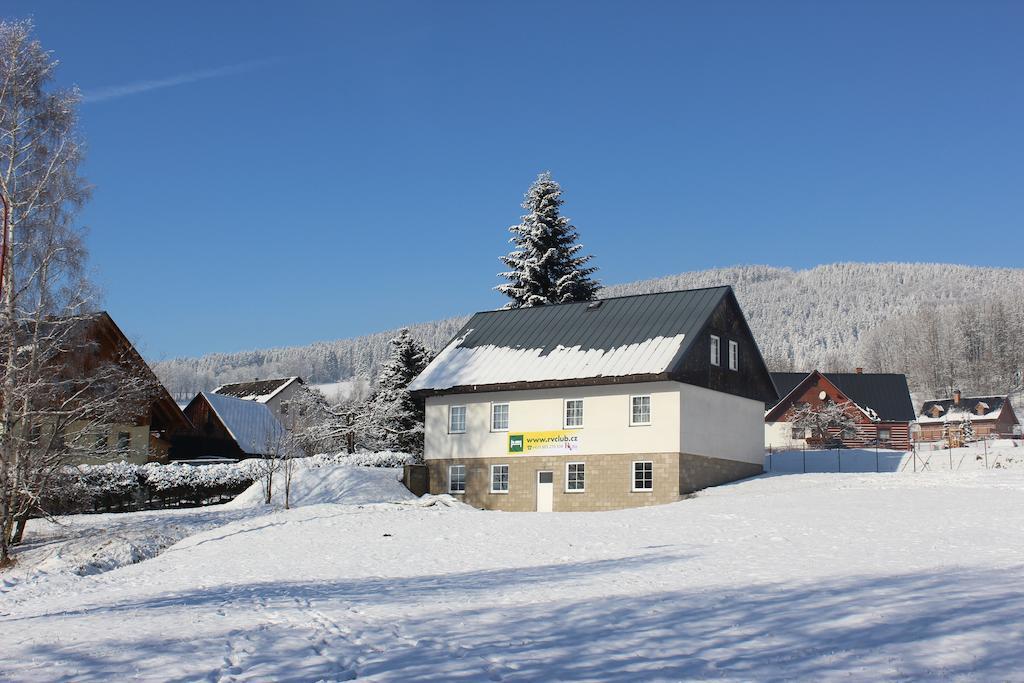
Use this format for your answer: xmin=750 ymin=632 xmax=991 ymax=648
xmin=81 ymin=58 xmax=279 ymax=103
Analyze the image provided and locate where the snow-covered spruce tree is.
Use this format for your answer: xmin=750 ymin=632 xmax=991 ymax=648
xmin=497 ymin=172 xmax=599 ymax=308
xmin=365 ymin=329 xmax=430 ymax=457
xmin=0 ymin=21 xmax=157 ymax=565
xmin=961 ymin=412 xmax=975 ymax=443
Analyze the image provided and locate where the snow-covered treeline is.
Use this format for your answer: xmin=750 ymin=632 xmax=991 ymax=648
xmin=860 ymin=294 xmax=1024 ymax=400
xmin=153 ymin=263 xmax=1024 ymax=400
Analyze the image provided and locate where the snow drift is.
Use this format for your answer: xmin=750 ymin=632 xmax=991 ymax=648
xmin=227 ymin=462 xmax=417 ymax=509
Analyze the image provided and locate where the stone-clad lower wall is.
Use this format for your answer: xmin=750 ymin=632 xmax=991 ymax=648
xmin=679 ymin=452 xmax=763 ymax=494
xmin=425 ymin=453 xmax=764 ymax=512
xmin=426 ymin=453 xmax=682 ymax=512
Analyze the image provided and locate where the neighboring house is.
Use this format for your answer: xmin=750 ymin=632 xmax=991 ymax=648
xmin=59 ymin=312 xmax=192 ymax=465
xmin=917 ymin=391 xmax=1020 ymax=442
xmin=177 ymin=392 xmax=291 ymax=461
xmin=213 ymin=376 xmax=304 ymax=421
xmin=408 ymin=286 xmax=777 ymax=512
xmin=765 ymin=370 xmax=916 ymax=450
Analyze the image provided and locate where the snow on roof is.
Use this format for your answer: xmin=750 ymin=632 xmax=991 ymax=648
xmin=409 ymin=287 xmax=735 ymax=393
xmin=213 ymin=377 xmax=303 ymax=403
xmin=203 ymin=392 xmax=289 ymax=455
xmin=918 ymin=395 xmax=1006 ymax=424
xmin=409 ymin=331 xmax=687 ymax=391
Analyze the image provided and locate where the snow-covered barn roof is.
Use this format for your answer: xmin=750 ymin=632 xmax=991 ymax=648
xmin=409 ymin=286 xmax=754 ymax=394
xmin=213 ymin=377 xmax=303 ymax=403
xmin=202 ymin=392 xmax=289 ymax=455
xmin=918 ymin=395 xmax=1007 ymax=424
xmin=768 ymin=371 xmax=917 ymax=423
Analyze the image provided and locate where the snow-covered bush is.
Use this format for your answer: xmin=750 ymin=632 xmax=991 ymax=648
xmin=308 ymin=451 xmax=417 ymax=468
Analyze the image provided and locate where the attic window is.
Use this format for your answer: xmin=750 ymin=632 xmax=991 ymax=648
xmin=930 ymin=406 xmax=944 ymax=418
xmin=975 ymin=402 xmax=989 ymax=415
xmin=586 ymin=301 xmax=603 ymax=311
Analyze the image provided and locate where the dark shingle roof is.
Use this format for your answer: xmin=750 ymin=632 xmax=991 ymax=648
xmin=920 ymin=395 xmax=1006 ymax=420
xmin=214 ymin=377 xmax=302 ymax=402
xmin=409 ymin=286 xmax=733 ymax=392
xmin=770 ymin=371 xmax=916 ymax=422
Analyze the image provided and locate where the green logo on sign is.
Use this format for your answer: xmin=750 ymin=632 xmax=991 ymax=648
xmin=508 ymin=434 xmax=524 ymax=453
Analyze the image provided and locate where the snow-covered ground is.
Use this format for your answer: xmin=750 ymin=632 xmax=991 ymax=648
xmin=3 ymin=464 xmax=1024 ymax=680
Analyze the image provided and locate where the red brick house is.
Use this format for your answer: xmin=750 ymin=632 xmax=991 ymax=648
xmin=765 ymin=370 xmax=916 ymax=450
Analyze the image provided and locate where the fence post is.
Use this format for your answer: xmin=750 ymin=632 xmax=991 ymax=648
xmin=802 ymin=448 xmax=806 ymax=474
xmin=875 ymin=444 xmax=879 ymax=473
xmin=984 ymin=438 xmax=988 ymax=469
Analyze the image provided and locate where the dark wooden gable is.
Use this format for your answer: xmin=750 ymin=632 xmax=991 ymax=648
xmin=670 ymin=290 xmax=777 ymax=404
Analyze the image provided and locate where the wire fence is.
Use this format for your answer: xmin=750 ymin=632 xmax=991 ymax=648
xmin=764 ymin=437 xmax=1023 ymax=474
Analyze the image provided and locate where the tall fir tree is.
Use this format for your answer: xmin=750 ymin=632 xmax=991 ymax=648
xmin=497 ymin=171 xmax=599 ymax=308
xmin=370 ymin=328 xmax=430 ymax=456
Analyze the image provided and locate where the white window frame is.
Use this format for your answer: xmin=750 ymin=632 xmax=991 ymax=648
xmin=728 ymin=340 xmax=738 ymax=371
xmin=565 ymin=462 xmax=585 ymax=492
xmin=710 ymin=335 xmax=721 ymax=366
xmin=564 ymin=398 xmax=584 ymax=429
xmin=448 ymin=464 xmax=466 ymax=494
xmin=629 ymin=394 xmax=652 ymax=426
xmin=878 ymin=427 xmax=891 ymax=442
xmin=490 ymin=402 xmax=509 ymax=432
xmin=448 ymin=405 xmax=467 ymax=434
xmin=490 ymin=464 xmax=509 ymax=494
xmin=632 ymin=460 xmax=653 ymax=492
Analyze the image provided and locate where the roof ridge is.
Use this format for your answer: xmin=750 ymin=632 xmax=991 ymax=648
xmin=469 ymin=285 xmax=733 ymax=318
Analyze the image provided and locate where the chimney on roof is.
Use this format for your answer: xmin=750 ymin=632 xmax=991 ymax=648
xmin=953 ymin=389 xmax=961 ymax=406
xmin=855 ymin=367 xmax=863 ymax=374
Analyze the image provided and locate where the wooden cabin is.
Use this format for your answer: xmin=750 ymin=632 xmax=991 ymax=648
xmin=765 ymin=370 xmax=916 ymax=451
xmin=917 ymin=391 xmax=1020 ymax=443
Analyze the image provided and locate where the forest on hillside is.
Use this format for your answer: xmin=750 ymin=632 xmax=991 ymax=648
xmin=153 ymin=263 xmax=1024 ymax=404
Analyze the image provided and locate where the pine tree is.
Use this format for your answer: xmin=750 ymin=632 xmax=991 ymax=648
xmin=368 ymin=329 xmax=430 ymax=456
xmin=497 ymin=171 xmax=599 ymax=308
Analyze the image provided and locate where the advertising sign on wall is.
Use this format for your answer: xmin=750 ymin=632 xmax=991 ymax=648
xmin=508 ymin=430 xmax=582 ymax=455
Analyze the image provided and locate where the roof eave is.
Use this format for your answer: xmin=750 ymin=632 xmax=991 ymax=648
xmin=410 ymin=372 xmax=675 ymax=399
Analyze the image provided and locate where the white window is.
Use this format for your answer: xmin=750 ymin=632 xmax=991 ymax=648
xmin=449 ymin=405 xmax=466 ymax=434
xmin=728 ymin=340 xmax=738 ymax=371
xmin=564 ymin=399 xmax=584 ymax=428
xmin=630 ymin=395 xmax=651 ymax=426
xmin=448 ymin=465 xmax=466 ymax=493
xmin=566 ymin=462 xmax=585 ymax=491
xmin=632 ymin=461 xmax=653 ymax=491
xmin=878 ymin=427 xmax=891 ymax=442
xmin=490 ymin=464 xmax=509 ymax=493
xmin=710 ymin=335 xmax=721 ymax=366
xmin=491 ymin=403 xmax=509 ymax=432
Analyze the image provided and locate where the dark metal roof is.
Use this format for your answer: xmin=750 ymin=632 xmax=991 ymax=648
xmin=408 ymin=286 xmax=733 ymax=393
xmin=770 ymin=371 xmax=917 ymax=422
xmin=457 ymin=286 xmax=729 ymax=359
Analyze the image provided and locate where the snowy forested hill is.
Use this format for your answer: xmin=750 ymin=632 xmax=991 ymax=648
xmin=153 ymin=263 xmax=1024 ymax=401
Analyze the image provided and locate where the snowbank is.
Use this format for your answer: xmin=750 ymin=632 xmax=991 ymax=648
xmin=227 ymin=462 xmax=417 ymax=509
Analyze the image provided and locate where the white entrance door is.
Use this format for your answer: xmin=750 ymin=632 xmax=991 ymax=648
xmin=536 ymin=471 xmax=554 ymax=512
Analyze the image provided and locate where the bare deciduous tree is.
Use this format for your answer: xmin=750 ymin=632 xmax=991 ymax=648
xmin=789 ymin=400 xmax=861 ymax=447
xmin=0 ymin=21 xmax=154 ymax=565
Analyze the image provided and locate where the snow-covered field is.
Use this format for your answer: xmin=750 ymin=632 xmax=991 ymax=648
xmin=2 ymin=461 xmax=1024 ymax=681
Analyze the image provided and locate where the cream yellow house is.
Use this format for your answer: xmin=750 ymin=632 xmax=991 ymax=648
xmin=409 ymin=287 xmax=777 ymax=512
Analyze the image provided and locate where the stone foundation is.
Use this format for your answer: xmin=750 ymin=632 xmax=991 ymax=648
xmin=679 ymin=452 xmax=763 ymax=494
xmin=425 ymin=452 xmax=762 ymax=512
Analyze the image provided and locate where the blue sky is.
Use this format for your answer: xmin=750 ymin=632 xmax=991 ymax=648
xmin=6 ymin=1 xmax=1023 ymax=360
